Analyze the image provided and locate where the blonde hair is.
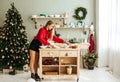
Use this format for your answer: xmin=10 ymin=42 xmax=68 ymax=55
xmin=44 ymin=20 xmax=55 ymax=40
xmin=44 ymin=20 xmax=54 ymax=27
xmin=49 ymin=28 xmax=55 ymax=40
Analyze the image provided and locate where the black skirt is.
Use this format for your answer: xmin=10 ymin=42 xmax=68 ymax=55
xmin=29 ymin=39 xmax=42 ymax=52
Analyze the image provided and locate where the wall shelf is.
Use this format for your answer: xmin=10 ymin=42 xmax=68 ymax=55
xmin=31 ymin=15 xmax=67 ymax=29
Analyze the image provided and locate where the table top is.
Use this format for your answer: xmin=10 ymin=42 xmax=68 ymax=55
xmin=39 ymin=43 xmax=90 ymax=50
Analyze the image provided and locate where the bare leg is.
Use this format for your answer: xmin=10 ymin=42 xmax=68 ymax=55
xmin=34 ymin=52 xmax=39 ymax=73
xmin=30 ymin=50 xmax=40 ymax=81
xmin=30 ymin=50 xmax=36 ymax=73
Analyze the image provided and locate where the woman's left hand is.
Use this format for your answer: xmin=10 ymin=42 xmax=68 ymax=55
xmin=64 ymin=41 xmax=71 ymax=45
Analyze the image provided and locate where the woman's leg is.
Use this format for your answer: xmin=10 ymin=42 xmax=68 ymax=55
xmin=30 ymin=50 xmax=40 ymax=81
xmin=30 ymin=49 xmax=36 ymax=73
xmin=34 ymin=52 xmax=40 ymax=80
xmin=34 ymin=52 xmax=39 ymax=73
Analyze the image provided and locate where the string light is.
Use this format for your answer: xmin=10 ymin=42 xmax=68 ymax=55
xmin=2 ymin=55 xmax=5 ymax=59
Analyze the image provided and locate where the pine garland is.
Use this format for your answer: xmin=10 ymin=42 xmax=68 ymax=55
xmin=73 ymin=7 xmax=87 ymax=21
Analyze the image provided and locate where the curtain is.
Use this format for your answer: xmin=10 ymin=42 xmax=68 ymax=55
xmin=108 ymin=0 xmax=120 ymax=77
xmin=98 ymin=0 xmax=120 ymax=77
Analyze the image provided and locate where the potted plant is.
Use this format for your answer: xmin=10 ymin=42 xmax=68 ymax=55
xmin=83 ymin=52 xmax=97 ymax=70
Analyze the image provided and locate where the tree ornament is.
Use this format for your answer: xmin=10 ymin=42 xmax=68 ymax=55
xmin=16 ymin=56 xmax=19 ymax=59
xmin=20 ymin=29 xmax=24 ymax=33
xmin=22 ymin=48 xmax=24 ymax=51
xmin=18 ymin=26 xmax=20 ymax=29
xmin=12 ymin=23 xmax=14 ymax=26
xmin=10 ymin=49 xmax=12 ymax=51
xmin=27 ymin=41 xmax=29 ymax=44
xmin=18 ymin=38 xmax=20 ymax=40
xmin=26 ymin=59 xmax=29 ymax=63
xmin=73 ymin=7 xmax=87 ymax=21
xmin=1 ymin=49 xmax=3 ymax=52
xmin=8 ymin=56 xmax=10 ymax=58
xmin=14 ymin=34 xmax=16 ymax=36
xmin=2 ymin=37 xmax=5 ymax=39
xmin=5 ymin=38 xmax=8 ymax=40
xmin=5 ymin=48 xmax=8 ymax=51
xmin=9 ymin=66 xmax=13 ymax=69
xmin=2 ymin=55 xmax=5 ymax=59
xmin=11 ymin=49 xmax=14 ymax=53
xmin=14 ymin=44 xmax=16 ymax=46
xmin=25 ymin=50 xmax=28 ymax=52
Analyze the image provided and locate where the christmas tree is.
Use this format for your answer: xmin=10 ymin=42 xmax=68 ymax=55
xmin=0 ymin=27 xmax=3 ymax=70
xmin=0 ymin=3 xmax=29 ymax=71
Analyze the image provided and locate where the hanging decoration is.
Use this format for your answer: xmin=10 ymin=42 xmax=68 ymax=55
xmin=89 ymin=34 xmax=94 ymax=53
xmin=73 ymin=7 xmax=87 ymax=21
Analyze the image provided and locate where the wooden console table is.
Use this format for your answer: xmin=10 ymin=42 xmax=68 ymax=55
xmin=39 ymin=48 xmax=80 ymax=82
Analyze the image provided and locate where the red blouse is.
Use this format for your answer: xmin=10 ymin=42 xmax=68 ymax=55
xmin=34 ymin=27 xmax=64 ymax=45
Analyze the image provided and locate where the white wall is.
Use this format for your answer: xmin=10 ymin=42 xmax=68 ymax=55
xmin=0 ymin=0 xmax=95 ymax=41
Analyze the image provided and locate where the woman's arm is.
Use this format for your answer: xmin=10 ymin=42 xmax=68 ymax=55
xmin=52 ymin=35 xmax=64 ymax=43
xmin=38 ymin=28 xmax=50 ymax=45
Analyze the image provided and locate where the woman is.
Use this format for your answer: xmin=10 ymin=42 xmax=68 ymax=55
xmin=29 ymin=20 xmax=67 ymax=81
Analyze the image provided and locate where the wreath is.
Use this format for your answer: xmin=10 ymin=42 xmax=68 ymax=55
xmin=73 ymin=7 xmax=87 ymax=21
